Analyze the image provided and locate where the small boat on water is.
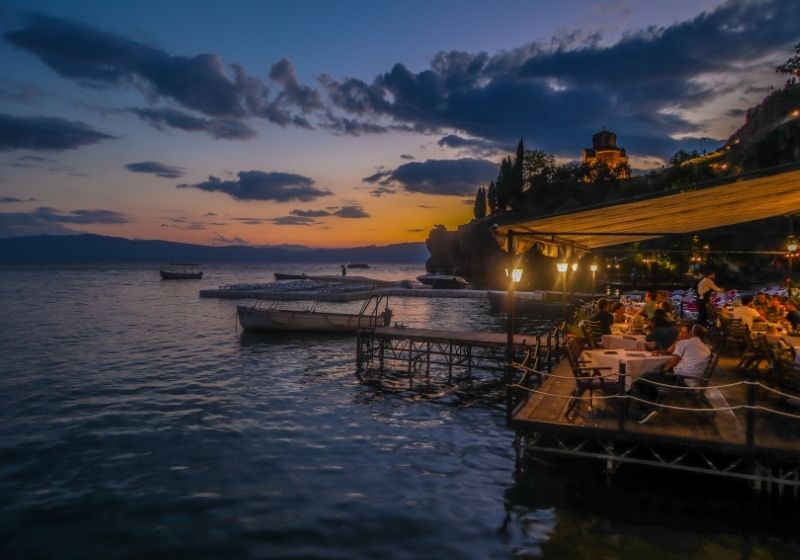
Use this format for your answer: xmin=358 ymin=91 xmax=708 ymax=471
xmin=487 ymin=290 xmax=575 ymax=318
xmin=416 ymin=273 xmax=468 ymax=289
xmin=347 ymin=262 xmax=370 ymax=269
xmin=160 ymin=263 xmax=203 ymax=280
xmin=237 ymin=294 xmax=392 ymax=332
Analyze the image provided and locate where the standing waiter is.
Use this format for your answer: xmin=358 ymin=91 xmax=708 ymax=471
xmin=697 ymin=270 xmax=724 ymax=326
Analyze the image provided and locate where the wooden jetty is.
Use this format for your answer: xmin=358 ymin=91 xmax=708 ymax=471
xmin=200 ymin=286 xmax=490 ymax=300
xmin=510 ymin=354 xmax=800 ymax=492
xmin=355 ymin=326 xmax=553 ymax=385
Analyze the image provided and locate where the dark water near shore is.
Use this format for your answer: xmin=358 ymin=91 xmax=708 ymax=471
xmin=1 ymin=262 xmax=798 ymax=559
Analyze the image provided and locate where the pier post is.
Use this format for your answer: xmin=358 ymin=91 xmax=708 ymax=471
xmin=505 ymin=230 xmax=516 ymax=426
xmin=617 ymin=361 xmax=627 ymax=433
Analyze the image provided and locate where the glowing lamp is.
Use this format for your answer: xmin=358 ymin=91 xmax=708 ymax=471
xmin=571 ymin=262 xmax=578 ymax=272
xmin=788 ymin=235 xmax=798 ymax=254
xmin=505 ymin=268 xmax=523 ymax=283
xmin=590 ymin=263 xmax=598 ymax=273
xmin=557 ymin=262 xmax=568 ymax=273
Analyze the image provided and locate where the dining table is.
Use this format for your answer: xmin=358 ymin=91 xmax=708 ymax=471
xmin=601 ymin=333 xmax=648 ymax=351
xmin=580 ymin=348 xmax=673 ymax=390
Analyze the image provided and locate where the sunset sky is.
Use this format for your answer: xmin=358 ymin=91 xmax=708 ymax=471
xmin=0 ymin=0 xmax=797 ymax=247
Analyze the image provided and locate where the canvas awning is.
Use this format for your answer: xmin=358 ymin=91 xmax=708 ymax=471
xmin=492 ymin=165 xmax=800 ymax=255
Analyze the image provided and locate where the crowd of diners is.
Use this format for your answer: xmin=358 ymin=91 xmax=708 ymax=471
xmin=581 ymin=273 xmax=800 ymax=424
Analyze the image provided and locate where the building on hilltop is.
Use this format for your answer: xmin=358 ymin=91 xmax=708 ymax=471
xmin=582 ymin=130 xmax=631 ymax=181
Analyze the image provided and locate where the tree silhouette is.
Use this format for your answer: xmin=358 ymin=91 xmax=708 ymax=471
xmin=509 ymin=139 xmax=525 ymax=211
xmin=473 ymin=186 xmax=486 ymax=218
xmin=487 ymin=181 xmax=498 ymax=214
xmin=776 ymin=43 xmax=800 ymax=77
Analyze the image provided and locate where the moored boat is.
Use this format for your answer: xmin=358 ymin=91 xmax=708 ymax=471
xmin=347 ymin=262 xmax=370 ymax=269
xmin=159 ymin=263 xmax=203 ymax=279
xmin=237 ymin=295 xmax=392 ymax=332
xmin=416 ymin=273 xmax=468 ymax=289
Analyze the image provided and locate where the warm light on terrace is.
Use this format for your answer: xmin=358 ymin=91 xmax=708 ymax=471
xmin=590 ymin=263 xmax=598 ymax=273
xmin=571 ymin=262 xmax=578 ymax=272
xmin=557 ymin=262 xmax=568 ymax=273
xmin=505 ymin=268 xmax=523 ymax=283
xmin=788 ymin=235 xmax=798 ymax=254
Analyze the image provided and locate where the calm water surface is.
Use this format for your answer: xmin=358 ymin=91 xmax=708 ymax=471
xmin=0 ymin=263 xmax=798 ymax=559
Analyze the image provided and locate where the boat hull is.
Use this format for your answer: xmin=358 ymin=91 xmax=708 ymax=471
xmin=160 ymin=270 xmax=203 ymax=279
xmin=237 ymin=306 xmax=387 ymax=332
xmin=487 ymin=291 xmax=574 ymax=318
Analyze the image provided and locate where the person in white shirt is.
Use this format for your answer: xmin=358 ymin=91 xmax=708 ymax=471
xmin=697 ymin=271 xmax=724 ymax=326
xmin=634 ymin=324 xmax=712 ymax=423
xmin=732 ymin=294 xmax=766 ymax=328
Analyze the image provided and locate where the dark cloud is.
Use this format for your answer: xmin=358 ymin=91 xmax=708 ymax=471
xmin=291 ymin=209 xmax=331 ymax=217
xmin=320 ymin=0 xmax=799 ymax=157
xmin=177 ymin=170 xmax=332 ymax=202
xmin=125 ymin=160 xmax=186 ymax=179
xmin=131 ymin=107 xmax=256 ymax=140
xmin=363 ymin=158 xmax=497 ymax=196
xmin=0 ymin=113 xmax=116 ymax=152
xmin=271 ymin=215 xmax=317 ymax=226
xmin=437 ymin=134 xmax=503 ymax=155
xmin=0 ymin=207 xmax=128 ymax=237
xmin=405 ymin=228 xmax=425 ymax=233
xmin=417 ymin=204 xmax=437 ymax=209
xmin=333 ymin=205 xmax=369 ymax=218
xmin=400 ymin=154 xmax=415 ymax=160
xmin=203 ymin=212 xmax=217 ymax=216
xmin=232 ymin=217 xmax=269 ymax=225
xmin=369 ymin=185 xmax=396 ymax=197
xmin=6 ymin=14 xmax=321 ymax=132
xmin=31 ymin=207 xmax=129 ymax=224
xmin=6 ymin=14 xmax=246 ymax=118
xmin=125 ymin=161 xmax=185 ymax=179
xmin=0 ymin=196 xmax=36 ymax=203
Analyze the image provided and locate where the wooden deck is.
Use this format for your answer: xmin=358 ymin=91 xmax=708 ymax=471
xmin=512 ymin=356 xmax=800 ymax=458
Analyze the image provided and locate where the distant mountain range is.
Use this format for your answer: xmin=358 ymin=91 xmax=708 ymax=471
xmin=0 ymin=234 xmax=429 ymax=263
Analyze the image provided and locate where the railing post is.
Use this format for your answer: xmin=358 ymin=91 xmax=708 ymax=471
xmin=746 ymin=373 xmax=756 ymax=451
xmin=617 ymin=361 xmax=627 ymax=433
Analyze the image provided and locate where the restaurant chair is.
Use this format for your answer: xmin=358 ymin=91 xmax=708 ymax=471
xmin=736 ymin=326 xmax=766 ymax=373
xmin=656 ymin=351 xmax=721 ymax=413
xmin=563 ymin=338 xmax=617 ymax=418
xmin=720 ymin=318 xmax=748 ymax=354
xmin=581 ymin=319 xmax=604 ymax=349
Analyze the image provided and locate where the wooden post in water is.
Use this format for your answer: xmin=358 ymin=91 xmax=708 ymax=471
xmin=617 ymin=361 xmax=627 ymax=433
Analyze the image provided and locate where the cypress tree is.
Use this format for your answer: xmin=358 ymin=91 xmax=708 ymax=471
xmin=473 ymin=187 xmax=486 ymax=218
xmin=495 ymin=157 xmax=512 ymax=212
xmin=487 ymin=181 xmax=497 ymax=214
xmin=509 ymin=139 xmax=525 ymax=211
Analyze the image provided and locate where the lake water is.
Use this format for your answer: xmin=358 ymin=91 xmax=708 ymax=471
xmin=0 ymin=263 xmax=798 ymax=559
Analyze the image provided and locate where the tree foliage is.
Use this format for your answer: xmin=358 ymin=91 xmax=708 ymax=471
xmin=669 ymin=149 xmax=701 ymax=166
xmin=776 ymin=42 xmax=800 ymax=77
xmin=473 ymin=186 xmax=486 ymax=219
xmin=487 ymin=181 xmax=497 ymax=214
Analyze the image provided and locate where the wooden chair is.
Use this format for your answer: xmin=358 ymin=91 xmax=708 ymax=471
xmin=563 ymin=338 xmax=616 ymax=417
xmin=657 ymin=350 xmax=721 ymax=410
xmin=581 ymin=319 xmax=603 ymax=349
xmin=720 ymin=318 xmax=748 ymax=354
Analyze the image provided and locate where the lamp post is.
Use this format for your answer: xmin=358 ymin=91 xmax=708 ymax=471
xmin=505 ymin=231 xmax=522 ymax=426
xmin=788 ymin=234 xmax=798 ymax=297
xmin=590 ymin=263 xmax=598 ymax=295
xmin=557 ymin=260 xmax=568 ymax=322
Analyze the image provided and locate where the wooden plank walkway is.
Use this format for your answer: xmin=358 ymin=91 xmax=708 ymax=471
xmin=370 ymin=327 xmax=539 ymax=347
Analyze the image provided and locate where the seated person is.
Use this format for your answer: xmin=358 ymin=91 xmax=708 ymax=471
xmin=645 ymin=309 xmax=679 ymax=351
xmin=611 ymin=302 xmax=627 ymax=324
xmin=592 ymin=298 xmax=614 ymax=335
xmin=766 ymin=295 xmax=784 ymax=322
xmin=754 ymin=292 xmax=770 ymax=315
xmin=634 ymin=325 xmax=712 ymax=424
xmin=732 ymin=294 xmax=766 ymax=327
xmin=638 ymin=291 xmax=657 ymax=319
xmin=785 ymin=300 xmax=800 ymax=331
xmin=658 ymin=300 xmax=676 ymax=324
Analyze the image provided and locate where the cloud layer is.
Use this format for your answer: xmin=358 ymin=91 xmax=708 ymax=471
xmin=177 ymin=170 xmax=332 ymax=202
xmin=0 ymin=113 xmax=116 ymax=152
xmin=0 ymin=207 xmax=129 ymax=237
xmin=125 ymin=161 xmax=185 ymax=178
xmin=363 ymin=158 xmax=498 ymax=196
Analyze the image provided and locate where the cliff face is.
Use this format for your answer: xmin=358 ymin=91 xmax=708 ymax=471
xmin=426 ymin=219 xmax=505 ymax=287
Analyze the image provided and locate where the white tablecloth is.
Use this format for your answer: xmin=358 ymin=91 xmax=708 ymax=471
xmin=601 ymin=334 xmax=648 ymax=351
xmin=580 ymin=349 xmax=672 ymax=390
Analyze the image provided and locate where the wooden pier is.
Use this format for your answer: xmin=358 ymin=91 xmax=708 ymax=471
xmin=355 ymin=326 xmax=553 ymax=386
xmin=511 ymin=355 xmax=800 ymax=492
xmin=200 ymin=286 xmax=491 ymax=301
